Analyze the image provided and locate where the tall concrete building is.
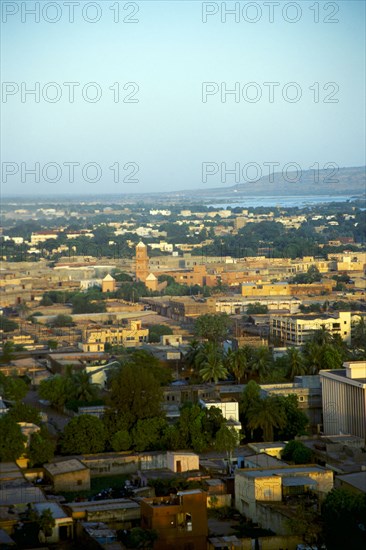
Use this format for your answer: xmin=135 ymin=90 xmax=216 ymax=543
xmin=135 ymin=241 xmax=149 ymax=282
xmin=320 ymin=362 xmax=366 ymax=440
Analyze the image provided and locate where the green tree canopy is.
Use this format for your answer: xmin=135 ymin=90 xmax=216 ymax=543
xmin=0 ymin=341 xmax=15 ymax=363
xmin=0 ymin=415 xmax=26 ymax=461
xmin=39 ymin=375 xmax=73 ymax=412
xmin=215 ymin=425 xmax=240 ymax=466
xmin=49 ymin=314 xmax=73 ymax=327
xmin=276 ymin=395 xmax=309 ymax=439
xmin=247 ymin=396 xmax=286 ymax=442
xmin=195 ymin=313 xmax=231 ymax=342
xmin=240 ymin=380 xmax=261 ymax=423
xmin=125 ymin=350 xmax=172 ymax=386
xmin=8 ymin=402 xmax=42 ymax=425
xmin=281 ymin=440 xmax=313 ymax=464
xmin=108 ymin=364 xmax=164 ymax=429
xmin=148 ymin=324 xmax=173 ymax=343
xmin=198 ymin=342 xmax=228 ymax=383
xmin=1 ymin=376 xmax=28 ymax=402
xmin=290 ymin=265 xmax=322 ymax=284
xmin=28 ymin=431 xmax=56 ymax=467
xmin=246 ymin=302 xmax=268 ymax=315
xmin=284 ymin=347 xmax=307 ymax=379
xmin=322 ymin=489 xmax=366 ymax=550
xmin=0 ymin=317 xmax=19 ymax=332
xmin=61 ymin=414 xmax=106 ymax=454
xmin=132 ymin=417 xmax=168 ymax=452
xmin=110 ymin=429 xmax=131 ymax=452
xmin=250 ymin=346 xmax=273 ymax=380
xmin=166 ymin=403 xmax=225 ymax=453
xmin=225 ymin=346 xmax=252 ymax=384
xmin=352 ymin=317 xmax=366 ymax=350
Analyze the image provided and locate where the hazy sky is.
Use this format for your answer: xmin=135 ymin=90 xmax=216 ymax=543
xmin=1 ymin=0 xmax=365 ymax=195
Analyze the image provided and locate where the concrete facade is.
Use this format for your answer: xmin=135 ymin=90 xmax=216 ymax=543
xmin=166 ymin=452 xmax=199 ymax=473
xmin=235 ymin=465 xmax=333 ymax=523
xmin=44 ymin=459 xmax=90 ymax=492
xmin=320 ymin=361 xmax=366 ymax=439
xmin=270 ymin=311 xmax=351 ymax=346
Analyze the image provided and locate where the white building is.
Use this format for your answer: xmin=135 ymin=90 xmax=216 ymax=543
xmin=199 ymin=398 xmax=241 ymax=432
xmin=271 ymin=311 xmax=352 ymax=346
xmin=320 ymin=361 xmax=366 ymax=440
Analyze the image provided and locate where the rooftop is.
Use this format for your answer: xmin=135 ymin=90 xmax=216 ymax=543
xmin=34 ymin=502 xmax=71 ymax=520
xmin=337 ymin=471 xmax=366 ymax=493
xmin=44 ymin=459 xmax=88 ymax=476
xmin=236 ymin=465 xmax=328 ymax=479
xmin=321 ymin=369 xmax=366 ymax=385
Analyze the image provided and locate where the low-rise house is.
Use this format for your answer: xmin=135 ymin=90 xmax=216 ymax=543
xmin=43 ymin=459 xmax=90 ymax=492
xmin=246 ymin=442 xmax=286 ymax=460
xmin=241 ymin=454 xmax=287 ymax=469
xmin=0 ymin=463 xmax=47 ymax=507
xmin=167 ymin=451 xmax=199 ymax=473
xmin=33 ymin=502 xmax=73 ymax=544
xmin=335 ymin=471 xmax=366 ymax=495
xmin=235 ymin=465 xmax=333 ymax=527
xmin=64 ymin=498 xmax=140 ymax=525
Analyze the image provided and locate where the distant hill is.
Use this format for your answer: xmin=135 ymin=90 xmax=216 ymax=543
xmin=176 ymin=166 xmax=366 ymax=198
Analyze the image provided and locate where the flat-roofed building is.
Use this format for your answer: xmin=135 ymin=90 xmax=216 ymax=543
xmin=335 ymin=471 xmax=366 ymax=495
xmin=44 ymin=459 xmax=90 ymax=492
xmin=33 ymin=502 xmax=73 ymax=544
xmin=320 ymin=361 xmax=366 ymax=440
xmin=82 ymin=319 xmax=149 ymax=351
xmin=167 ymin=451 xmax=199 ymax=473
xmin=235 ymin=465 xmax=333 ymax=523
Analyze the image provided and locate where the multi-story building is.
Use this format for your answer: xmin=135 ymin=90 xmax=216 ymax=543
xmin=270 ymin=311 xmax=351 ymax=346
xmin=141 ymin=489 xmax=208 ymax=550
xmin=320 ymin=361 xmax=366 ymax=440
xmin=82 ymin=320 xmax=148 ymax=351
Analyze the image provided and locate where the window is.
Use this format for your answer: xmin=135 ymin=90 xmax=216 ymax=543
xmin=77 ymin=479 xmax=82 ymax=485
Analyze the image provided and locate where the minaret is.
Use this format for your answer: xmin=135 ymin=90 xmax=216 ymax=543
xmin=135 ymin=241 xmax=149 ymax=282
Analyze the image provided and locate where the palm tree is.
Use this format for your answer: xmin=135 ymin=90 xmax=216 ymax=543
xmin=250 ymin=346 xmax=273 ymax=380
xmin=184 ymin=340 xmax=202 ymax=373
xmin=225 ymin=346 xmax=251 ymax=384
xmin=247 ymin=397 xmax=286 ymax=441
xmin=198 ymin=342 xmax=228 ymax=384
xmin=285 ymin=347 xmax=307 ymax=379
xmin=72 ymin=371 xmax=99 ymax=402
xmin=311 ymin=326 xmax=333 ymax=346
xmin=352 ymin=318 xmax=366 ymax=350
xmin=303 ymin=341 xmax=323 ymax=374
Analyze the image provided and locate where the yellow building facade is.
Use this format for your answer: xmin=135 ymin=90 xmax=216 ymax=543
xmin=82 ymin=320 xmax=149 ymax=351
